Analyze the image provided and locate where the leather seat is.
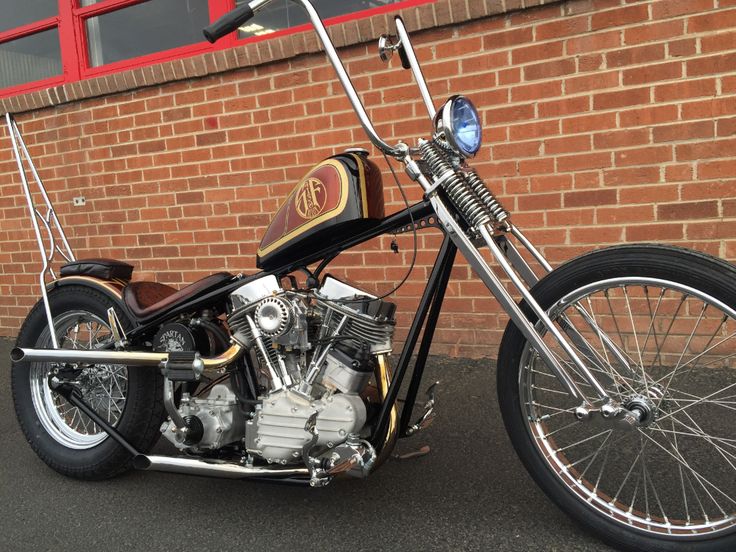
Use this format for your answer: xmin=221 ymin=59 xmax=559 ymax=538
xmin=124 ymin=272 xmax=233 ymax=319
xmin=60 ymin=258 xmax=134 ymax=281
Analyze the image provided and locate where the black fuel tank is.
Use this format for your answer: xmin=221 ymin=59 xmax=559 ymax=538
xmin=256 ymin=152 xmax=385 ymax=270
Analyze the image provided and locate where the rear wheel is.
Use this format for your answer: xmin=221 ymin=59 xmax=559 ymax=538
xmin=12 ymin=286 xmax=165 ymax=479
xmin=497 ymin=245 xmax=736 ymax=551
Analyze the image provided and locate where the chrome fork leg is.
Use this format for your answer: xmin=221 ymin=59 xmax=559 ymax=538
xmin=428 ymin=196 xmax=593 ymax=402
xmin=504 ymin=226 xmax=636 ymax=380
xmin=478 ymin=223 xmax=610 ymax=400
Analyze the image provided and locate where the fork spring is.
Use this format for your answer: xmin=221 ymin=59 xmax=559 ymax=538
xmin=462 ymin=169 xmax=509 ymax=224
xmin=419 ymin=141 xmax=490 ymax=228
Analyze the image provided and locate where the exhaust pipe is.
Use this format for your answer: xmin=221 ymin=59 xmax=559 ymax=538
xmin=134 ymin=454 xmax=309 ymax=480
xmin=10 ymin=343 xmax=244 ymax=372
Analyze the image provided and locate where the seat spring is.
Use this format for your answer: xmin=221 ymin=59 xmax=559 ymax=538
xmin=419 ymin=141 xmax=490 ymax=228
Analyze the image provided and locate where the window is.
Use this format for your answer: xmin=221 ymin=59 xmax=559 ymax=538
xmin=0 ymin=0 xmax=433 ymax=100
xmin=236 ymin=0 xmax=409 ymax=38
xmin=0 ymin=2 xmax=63 ymax=92
xmin=84 ymin=0 xmax=210 ymax=67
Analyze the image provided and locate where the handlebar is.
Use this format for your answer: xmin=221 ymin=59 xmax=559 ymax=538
xmin=202 ymin=0 xmax=433 ymax=158
xmin=203 ymin=3 xmax=254 ymax=43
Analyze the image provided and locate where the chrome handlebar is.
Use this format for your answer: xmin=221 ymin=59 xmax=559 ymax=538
xmin=244 ymin=0 xmax=435 ymax=158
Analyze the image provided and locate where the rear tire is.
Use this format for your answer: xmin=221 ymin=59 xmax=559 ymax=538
xmin=12 ymin=285 xmax=165 ymax=479
xmin=497 ymin=245 xmax=736 ymax=551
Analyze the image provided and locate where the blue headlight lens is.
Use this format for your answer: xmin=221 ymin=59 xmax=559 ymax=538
xmin=450 ymin=97 xmax=482 ymax=156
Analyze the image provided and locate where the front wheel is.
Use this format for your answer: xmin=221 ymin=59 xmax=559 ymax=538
xmin=497 ymin=245 xmax=736 ymax=552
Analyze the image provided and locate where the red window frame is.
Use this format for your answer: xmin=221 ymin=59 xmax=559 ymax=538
xmin=0 ymin=0 xmax=435 ymax=100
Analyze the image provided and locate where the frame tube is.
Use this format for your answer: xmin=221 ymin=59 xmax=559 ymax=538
xmin=372 ymin=235 xmax=456 ymax=444
xmin=398 ymin=236 xmax=456 ymax=436
xmin=424 ymin=193 xmax=587 ymax=401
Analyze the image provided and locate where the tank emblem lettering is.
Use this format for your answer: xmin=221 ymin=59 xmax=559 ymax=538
xmin=295 ymin=177 xmax=327 ymax=219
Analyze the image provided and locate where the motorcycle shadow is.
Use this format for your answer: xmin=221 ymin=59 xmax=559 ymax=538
xmin=2 ymin=349 xmax=610 ymax=551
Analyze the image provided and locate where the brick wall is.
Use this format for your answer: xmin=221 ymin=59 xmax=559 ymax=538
xmin=1 ymin=0 xmax=736 ymax=357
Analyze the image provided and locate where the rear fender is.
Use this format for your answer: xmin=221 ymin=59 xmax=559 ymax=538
xmin=47 ymin=276 xmax=136 ymax=325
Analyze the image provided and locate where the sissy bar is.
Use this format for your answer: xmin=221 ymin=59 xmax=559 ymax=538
xmin=5 ymin=113 xmax=76 ymax=348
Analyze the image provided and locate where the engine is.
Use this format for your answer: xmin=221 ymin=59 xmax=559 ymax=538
xmin=162 ymin=273 xmax=395 ymax=465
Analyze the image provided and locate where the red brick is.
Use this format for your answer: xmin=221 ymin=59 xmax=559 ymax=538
xmin=512 ymin=41 xmax=564 ymax=65
xmin=536 ymin=15 xmax=590 ymax=41
xmin=558 ymin=152 xmax=612 ymax=172
xmin=591 ymin=4 xmax=649 ymax=31
xmin=658 ymin=201 xmax=719 ymax=221
xmin=624 ymin=20 xmax=685 ymax=45
xmin=652 ymin=0 xmax=713 ymax=19
xmin=566 ymin=30 xmax=620 ymax=55
xmin=524 ymin=59 xmax=577 ymax=80
xmin=593 ymin=87 xmax=651 ymax=110
xmin=0 ymin=0 xmax=735 ymax=358
xmin=603 ymin=166 xmax=661 ymax=186
xmin=593 ymin=128 xmax=650 ymax=149
xmin=564 ymin=188 xmax=618 ymax=207
xmin=615 ymin=145 xmax=673 ymax=167
xmin=687 ymin=53 xmax=736 ymax=77
xmin=688 ymin=9 xmax=736 ymax=33
xmin=627 ymin=223 xmax=685 ymax=241
xmin=623 ymin=61 xmax=682 ymax=86
xmin=676 ymin=137 xmax=736 ymax=161
xmin=564 ymin=71 xmax=620 ymax=94
xmin=653 ymin=121 xmax=715 ymax=143
xmin=607 ymin=44 xmax=665 ymax=68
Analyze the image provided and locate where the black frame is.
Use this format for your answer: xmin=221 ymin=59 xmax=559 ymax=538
xmin=123 ymin=199 xmax=455 ymax=451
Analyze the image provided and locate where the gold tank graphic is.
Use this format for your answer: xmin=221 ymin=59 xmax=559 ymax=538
xmin=295 ymin=178 xmax=326 ymax=219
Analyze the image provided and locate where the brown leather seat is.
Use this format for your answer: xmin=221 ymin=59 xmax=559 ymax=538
xmin=124 ymin=272 xmax=233 ymax=319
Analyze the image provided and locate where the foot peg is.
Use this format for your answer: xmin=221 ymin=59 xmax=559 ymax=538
xmin=393 ymin=445 xmax=431 ymax=460
xmin=406 ymin=381 xmax=439 ymax=436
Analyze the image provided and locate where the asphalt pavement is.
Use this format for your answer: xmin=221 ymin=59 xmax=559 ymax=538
xmin=0 ymin=338 xmax=613 ymax=552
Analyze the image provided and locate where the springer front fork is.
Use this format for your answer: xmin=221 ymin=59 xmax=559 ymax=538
xmin=404 ymin=159 xmax=641 ymax=427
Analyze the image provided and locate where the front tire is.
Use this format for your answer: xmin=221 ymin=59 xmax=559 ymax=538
xmin=12 ymin=285 xmax=165 ymax=479
xmin=497 ymin=245 xmax=736 ymax=551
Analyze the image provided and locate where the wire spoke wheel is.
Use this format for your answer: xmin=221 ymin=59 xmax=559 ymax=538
xmin=522 ymin=278 xmax=736 ymax=536
xmin=29 ymin=310 xmax=128 ymax=449
xmin=498 ymin=246 xmax=736 ymax=550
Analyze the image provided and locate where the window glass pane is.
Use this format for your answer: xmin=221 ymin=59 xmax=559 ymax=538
xmin=0 ymin=28 xmax=61 ymax=89
xmin=236 ymin=0 xmax=403 ymax=38
xmin=85 ymin=0 xmax=210 ymax=67
xmin=0 ymin=1 xmax=58 ymax=33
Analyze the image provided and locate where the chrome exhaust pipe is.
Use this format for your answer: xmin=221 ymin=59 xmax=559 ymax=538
xmin=134 ymin=454 xmax=309 ymax=479
xmin=10 ymin=343 xmax=244 ymax=371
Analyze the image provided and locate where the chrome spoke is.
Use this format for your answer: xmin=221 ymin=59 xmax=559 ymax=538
xmin=30 ymin=310 xmax=128 ymax=450
xmin=520 ymin=277 xmax=736 ymax=536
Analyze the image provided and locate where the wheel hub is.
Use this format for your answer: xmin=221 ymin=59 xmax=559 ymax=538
xmin=622 ymin=394 xmax=658 ymax=427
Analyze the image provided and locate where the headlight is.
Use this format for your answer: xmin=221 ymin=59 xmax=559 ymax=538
xmin=435 ymin=95 xmax=482 ymax=158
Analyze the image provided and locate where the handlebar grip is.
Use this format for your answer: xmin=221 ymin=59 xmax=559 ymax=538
xmin=397 ymin=43 xmax=411 ymax=70
xmin=203 ymin=4 xmax=255 ymax=43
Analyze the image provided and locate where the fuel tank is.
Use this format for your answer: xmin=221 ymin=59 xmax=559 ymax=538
xmin=256 ymin=151 xmax=385 ymax=270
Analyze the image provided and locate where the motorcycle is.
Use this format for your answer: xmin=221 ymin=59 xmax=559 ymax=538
xmin=7 ymin=1 xmax=736 ymax=551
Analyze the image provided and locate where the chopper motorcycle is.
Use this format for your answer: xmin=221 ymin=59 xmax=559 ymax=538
xmin=7 ymin=1 xmax=736 ymax=551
